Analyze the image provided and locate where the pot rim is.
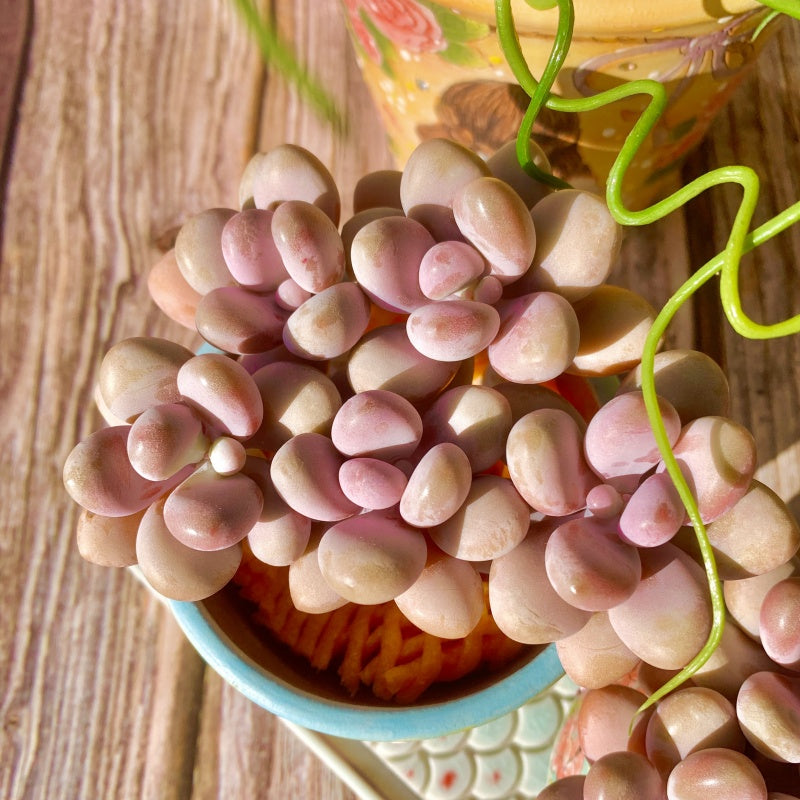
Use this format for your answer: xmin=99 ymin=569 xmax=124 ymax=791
xmin=169 ymin=596 xmax=565 ymax=741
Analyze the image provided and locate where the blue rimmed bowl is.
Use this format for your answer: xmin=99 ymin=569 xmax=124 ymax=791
xmin=168 ymin=588 xmax=565 ymax=742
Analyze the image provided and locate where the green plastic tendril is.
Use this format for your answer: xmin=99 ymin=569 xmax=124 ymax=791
xmin=636 ymin=199 xmax=800 ymax=712
xmin=524 ymin=0 xmax=558 ymax=10
xmin=496 ymin=0 xmax=800 ymax=713
xmin=497 ymin=0 xmax=573 ymax=188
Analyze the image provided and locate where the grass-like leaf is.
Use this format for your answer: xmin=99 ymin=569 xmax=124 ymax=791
xmin=232 ymin=0 xmax=348 ymax=136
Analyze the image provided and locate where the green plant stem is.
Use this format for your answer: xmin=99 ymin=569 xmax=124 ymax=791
xmin=496 ymin=0 xmax=800 ymax=712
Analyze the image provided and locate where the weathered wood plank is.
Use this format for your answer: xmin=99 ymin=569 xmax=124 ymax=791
xmin=0 ymin=0 xmax=31 ymax=198
xmin=0 ymin=1 xmax=263 ymax=798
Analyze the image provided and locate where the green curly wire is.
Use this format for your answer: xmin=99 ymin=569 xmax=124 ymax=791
xmin=497 ymin=0 xmax=800 ymax=713
xmin=497 ymin=0 xmax=572 ymax=188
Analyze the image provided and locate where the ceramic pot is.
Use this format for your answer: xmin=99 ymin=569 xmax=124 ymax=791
xmin=340 ymin=0 xmax=783 ymax=207
xmin=169 ymin=588 xmax=564 ymax=741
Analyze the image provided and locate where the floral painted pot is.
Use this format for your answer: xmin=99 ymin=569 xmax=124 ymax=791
xmin=340 ymin=0 xmax=783 ymax=207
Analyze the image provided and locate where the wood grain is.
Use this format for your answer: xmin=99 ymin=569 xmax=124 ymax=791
xmin=0 ymin=0 xmax=31 ymax=210
xmin=0 ymin=2 xmax=361 ymax=798
xmin=0 ymin=2 xmax=798 ymax=799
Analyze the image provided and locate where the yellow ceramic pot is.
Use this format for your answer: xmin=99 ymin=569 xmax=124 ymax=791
xmin=341 ymin=0 xmax=782 ymax=207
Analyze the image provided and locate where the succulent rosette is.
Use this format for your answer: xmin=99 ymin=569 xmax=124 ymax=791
xmin=64 ymin=139 xmax=800 ymax=780
xmin=65 ymin=134 xmax=796 ymax=645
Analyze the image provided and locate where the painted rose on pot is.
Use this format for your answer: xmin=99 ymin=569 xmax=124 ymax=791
xmin=343 ymin=0 xmax=488 ymax=70
xmin=345 ymin=0 xmax=447 ymax=58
